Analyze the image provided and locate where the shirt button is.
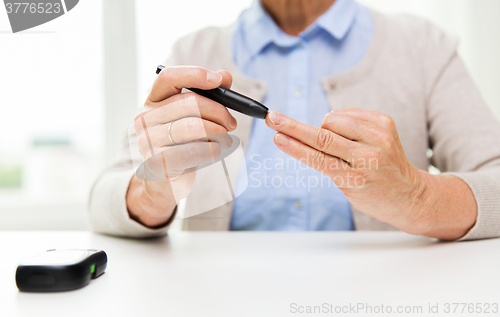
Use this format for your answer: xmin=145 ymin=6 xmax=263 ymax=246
xmin=294 ymin=200 xmax=302 ymax=209
xmin=296 ymin=42 xmax=302 ymax=48
xmin=293 ymin=88 xmax=302 ymax=98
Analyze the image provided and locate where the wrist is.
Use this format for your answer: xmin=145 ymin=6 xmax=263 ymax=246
xmin=401 ymin=169 xmax=438 ymax=235
xmin=127 ymin=176 xmax=177 ymax=228
xmin=402 ymin=171 xmax=478 ymax=239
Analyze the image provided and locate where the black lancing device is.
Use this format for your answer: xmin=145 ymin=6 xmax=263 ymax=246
xmin=156 ymin=65 xmax=268 ymax=119
xmin=16 ymin=249 xmax=107 ymax=292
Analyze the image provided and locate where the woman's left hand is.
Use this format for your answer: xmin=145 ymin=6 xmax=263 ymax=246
xmin=266 ymin=108 xmax=433 ymax=235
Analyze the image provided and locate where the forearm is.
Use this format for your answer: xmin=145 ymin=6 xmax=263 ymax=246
xmin=414 ymin=171 xmax=477 ymax=240
xmin=126 ymin=176 xmax=177 ymax=228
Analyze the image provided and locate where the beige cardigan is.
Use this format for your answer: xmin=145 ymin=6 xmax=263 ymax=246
xmin=89 ymin=11 xmax=500 ymax=240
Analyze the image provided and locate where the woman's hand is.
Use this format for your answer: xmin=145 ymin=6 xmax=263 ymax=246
xmin=266 ymin=108 xmax=477 ymax=238
xmin=127 ymin=66 xmax=236 ymax=227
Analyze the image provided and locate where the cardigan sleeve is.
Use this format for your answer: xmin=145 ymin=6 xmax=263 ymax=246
xmin=427 ymin=52 xmax=500 ymax=240
xmin=87 ymin=47 xmax=183 ymax=238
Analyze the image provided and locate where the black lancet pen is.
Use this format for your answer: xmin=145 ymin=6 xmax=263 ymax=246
xmin=156 ymin=65 xmax=268 ymax=119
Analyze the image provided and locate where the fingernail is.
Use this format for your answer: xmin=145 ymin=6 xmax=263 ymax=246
xmin=228 ymin=135 xmax=233 ymax=147
xmin=275 ymin=133 xmax=289 ymax=146
xmin=229 ymin=114 xmax=237 ymax=130
xmin=207 ymin=71 xmax=222 ymax=84
xmin=268 ymin=111 xmax=283 ymax=125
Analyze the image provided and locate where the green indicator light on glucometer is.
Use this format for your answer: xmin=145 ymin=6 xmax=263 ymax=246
xmin=90 ymin=264 xmax=95 ymax=274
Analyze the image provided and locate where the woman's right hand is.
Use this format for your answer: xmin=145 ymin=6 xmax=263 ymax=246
xmin=126 ymin=66 xmax=237 ymax=227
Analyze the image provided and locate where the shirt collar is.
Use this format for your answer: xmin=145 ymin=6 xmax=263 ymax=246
xmin=315 ymin=0 xmax=359 ymax=40
xmin=238 ymin=0 xmax=359 ymax=57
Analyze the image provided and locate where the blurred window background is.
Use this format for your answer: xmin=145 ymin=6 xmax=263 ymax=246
xmin=1 ymin=0 xmax=499 ymax=230
xmin=0 ymin=1 xmax=104 ymax=229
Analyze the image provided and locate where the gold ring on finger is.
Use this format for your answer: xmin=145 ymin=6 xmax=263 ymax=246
xmin=168 ymin=120 xmax=177 ymax=145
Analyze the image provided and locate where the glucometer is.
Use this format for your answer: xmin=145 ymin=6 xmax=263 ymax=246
xmin=16 ymin=249 xmax=107 ymax=292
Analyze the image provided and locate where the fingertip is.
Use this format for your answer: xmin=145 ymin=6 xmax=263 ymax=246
xmin=265 ymin=112 xmax=273 ymax=127
xmin=266 ymin=111 xmax=283 ymax=129
xmin=217 ymin=70 xmax=233 ymax=88
xmin=229 ymin=113 xmax=237 ymax=131
xmin=274 ymin=132 xmax=290 ymax=146
xmin=207 ymin=71 xmax=223 ymax=85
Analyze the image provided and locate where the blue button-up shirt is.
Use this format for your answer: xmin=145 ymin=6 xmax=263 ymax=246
xmin=230 ymin=0 xmax=374 ymax=230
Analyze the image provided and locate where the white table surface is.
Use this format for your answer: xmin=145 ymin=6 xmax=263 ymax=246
xmin=0 ymin=231 xmax=499 ymax=317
